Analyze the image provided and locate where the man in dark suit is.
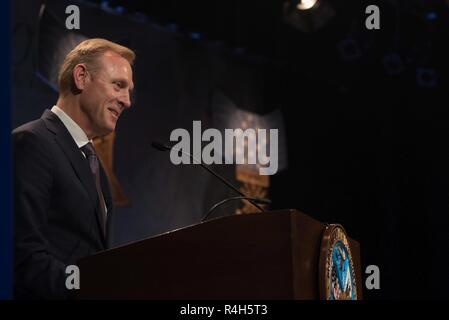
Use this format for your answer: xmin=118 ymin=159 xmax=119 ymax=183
xmin=12 ymin=38 xmax=135 ymax=299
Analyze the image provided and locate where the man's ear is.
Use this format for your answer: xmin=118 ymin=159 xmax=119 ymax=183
xmin=72 ymin=64 xmax=89 ymax=91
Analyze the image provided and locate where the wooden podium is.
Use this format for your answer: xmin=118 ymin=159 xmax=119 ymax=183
xmin=77 ymin=209 xmax=362 ymax=299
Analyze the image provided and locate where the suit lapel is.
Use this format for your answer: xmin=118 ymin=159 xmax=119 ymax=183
xmin=99 ymin=165 xmax=114 ymax=248
xmin=99 ymin=165 xmax=113 ymax=214
xmin=41 ymin=109 xmax=107 ymax=248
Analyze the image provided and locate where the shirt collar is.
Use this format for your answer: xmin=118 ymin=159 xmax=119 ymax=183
xmin=51 ymin=105 xmax=91 ymax=148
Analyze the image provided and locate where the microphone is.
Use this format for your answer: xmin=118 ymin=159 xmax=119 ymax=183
xmin=202 ymin=196 xmax=271 ymax=222
xmin=151 ymin=141 xmax=269 ymax=216
xmin=151 ymin=141 xmax=171 ymax=152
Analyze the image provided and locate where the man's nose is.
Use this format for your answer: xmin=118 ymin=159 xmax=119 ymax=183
xmin=118 ymin=91 xmax=132 ymax=109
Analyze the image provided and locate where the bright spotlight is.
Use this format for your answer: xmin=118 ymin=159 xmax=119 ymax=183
xmin=297 ymin=0 xmax=318 ymax=11
xmin=283 ymin=0 xmax=335 ymax=33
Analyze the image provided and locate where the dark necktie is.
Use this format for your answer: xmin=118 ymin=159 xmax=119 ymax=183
xmin=81 ymin=142 xmax=107 ymax=235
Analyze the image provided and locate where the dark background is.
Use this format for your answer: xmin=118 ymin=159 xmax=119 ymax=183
xmin=10 ymin=0 xmax=449 ymax=299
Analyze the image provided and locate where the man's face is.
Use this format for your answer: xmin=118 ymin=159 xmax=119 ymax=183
xmin=79 ymin=51 xmax=134 ymax=138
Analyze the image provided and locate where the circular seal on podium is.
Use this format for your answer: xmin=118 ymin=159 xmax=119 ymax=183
xmin=319 ymin=224 xmax=358 ymax=300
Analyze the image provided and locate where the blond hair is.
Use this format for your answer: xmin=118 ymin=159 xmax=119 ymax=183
xmin=58 ymin=38 xmax=135 ymax=94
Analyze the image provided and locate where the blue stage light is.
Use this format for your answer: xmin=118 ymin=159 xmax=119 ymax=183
xmin=190 ymin=32 xmax=201 ymax=40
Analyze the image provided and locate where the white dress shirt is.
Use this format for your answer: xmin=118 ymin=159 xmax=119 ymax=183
xmin=51 ymin=105 xmax=91 ymax=149
xmin=51 ymin=105 xmax=108 ymax=214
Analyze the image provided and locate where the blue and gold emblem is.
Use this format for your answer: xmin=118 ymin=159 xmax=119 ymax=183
xmin=319 ymin=224 xmax=358 ymax=300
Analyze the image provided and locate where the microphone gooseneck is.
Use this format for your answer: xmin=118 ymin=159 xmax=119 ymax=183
xmin=201 ymin=196 xmax=271 ymax=222
xmin=151 ymin=141 xmax=269 ymax=216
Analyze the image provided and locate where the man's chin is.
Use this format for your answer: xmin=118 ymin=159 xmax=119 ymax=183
xmin=105 ymin=118 xmax=117 ymax=132
xmin=104 ymin=126 xmax=116 ymax=136
xmin=96 ymin=125 xmax=116 ymax=138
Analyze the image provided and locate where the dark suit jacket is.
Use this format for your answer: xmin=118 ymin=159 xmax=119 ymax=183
xmin=12 ymin=109 xmax=114 ymax=299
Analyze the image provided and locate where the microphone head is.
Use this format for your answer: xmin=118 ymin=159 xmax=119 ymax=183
xmin=151 ymin=141 xmax=171 ymax=151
